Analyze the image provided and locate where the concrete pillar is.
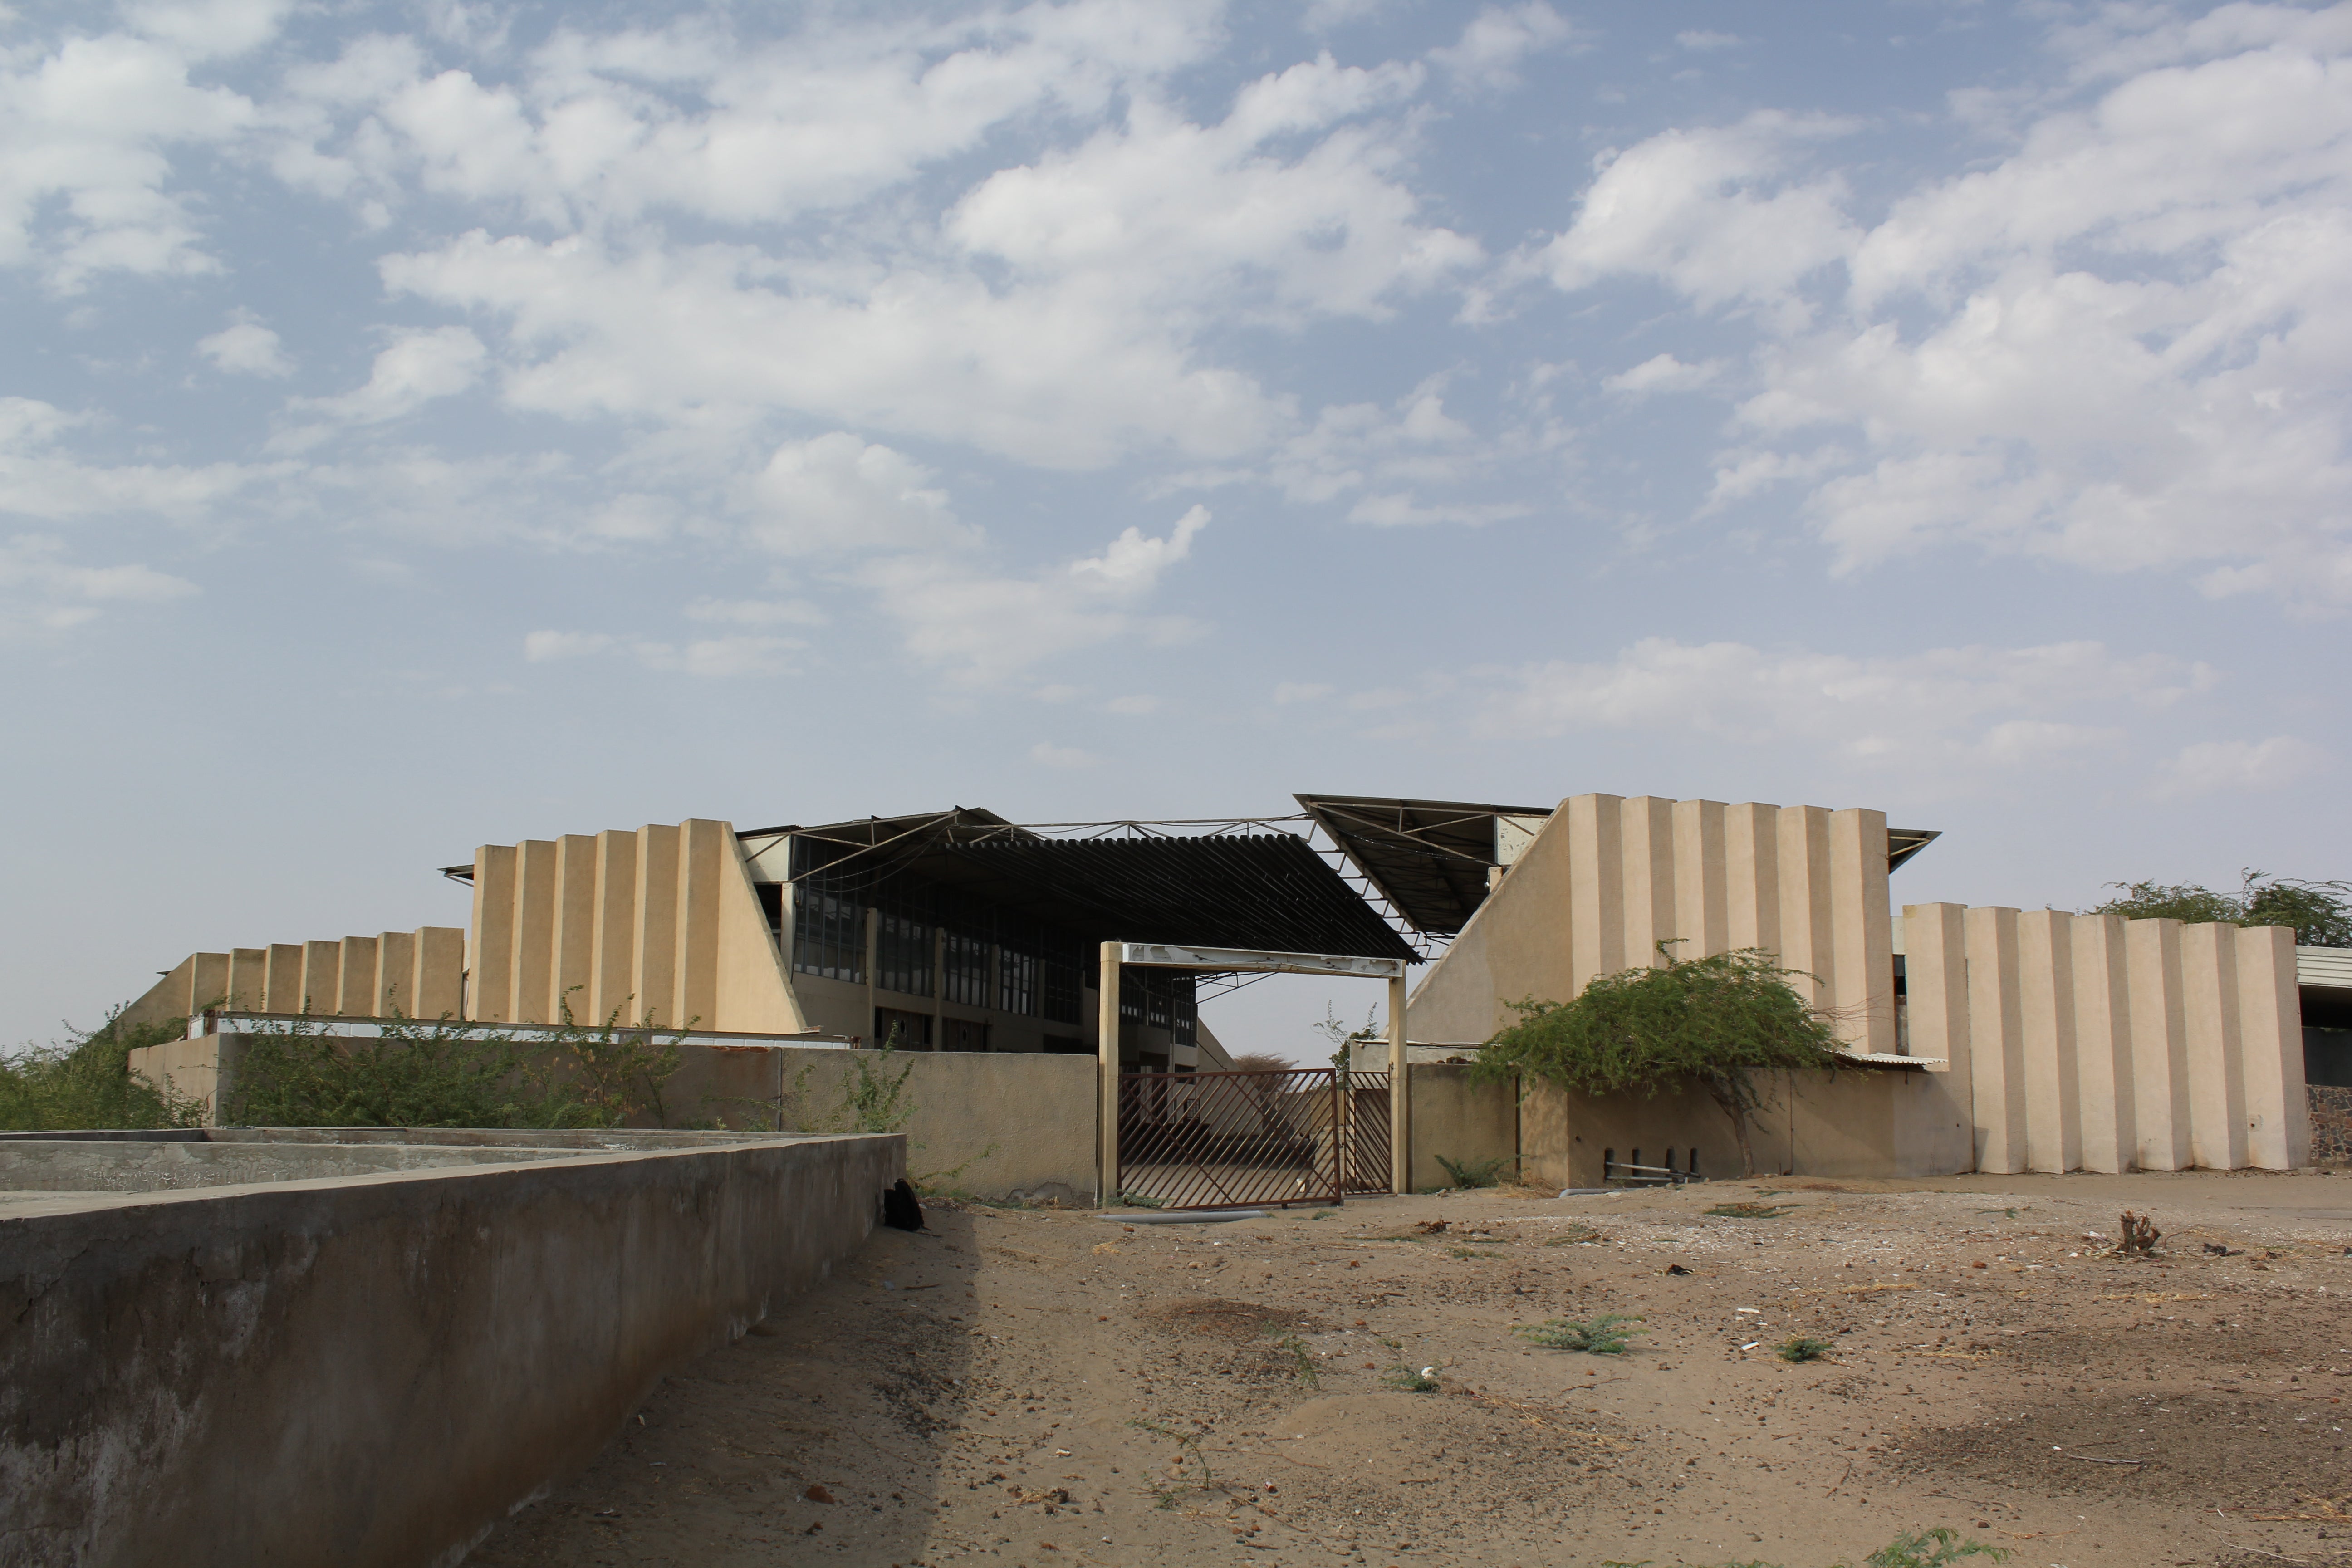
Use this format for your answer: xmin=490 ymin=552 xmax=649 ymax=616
xmin=674 ymin=820 xmax=725 ymax=1031
xmin=550 ymin=833 xmax=598 ymax=1026
xmin=508 ymin=840 xmax=559 ymax=1026
xmin=2123 ymin=917 xmax=2192 ymax=1171
xmin=335 ymin=937 xmax=378 ymax=1018
xmin=225 ymin=948 xmax=267 ymax=1010
xmin=1098 ymin=942 xmax=1122 ymax=1205
xmin=263 ymin=943 xmax=305 ymax=1013
xmin=1619 ymin=795 xmax=1677 ymax=967
xmin=589 ymin=829 xmax=638 ymax=1025
xmin=1565 ymin=794 xmax=1625 ymax=992
xmin=2015 ymin=911 xmax=2081 ymax=1173
xmin=374 ymin=931 xmax=416 ymax=1018
xmin=1387 ymin=973 xmax=1410 ymax=1195
xmin=1828 ymin=808 xmax=1895 ymax=1053
xmin=1902 ymin=903 xmax=1971 ymax=1081
xmin=412 ymin=927 xmax=466 ymax=1021
xmin=1775 ymin=806 xmax=1834 ymax=1010
xmin=469 ymin=844 xmax=517 ymax=1023
xmin=1964 ymin=906 xmax=2027 ymax=1174
xmin=1671 ymin=799 xmax=1730 ymax=958
xmin=1724 ymin=803 xmax=1780 ymax=955
xmin=2231 ymin=924 xmax=2305 ymax=1170
xmin=2179 ymin=922 xmax=2249 ymax=1170
xmin=632 ymin=824 xmax=681 ymax=1028
xmin=2067 ymin=914 xmax=2136 ymax=1173
xmin=299 ymin=940 xmax=341 ymax=1018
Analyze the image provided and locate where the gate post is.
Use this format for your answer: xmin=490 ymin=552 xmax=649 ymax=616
xmin=1387 ymin=973 xmax=1410 ymax=1194
xmin=1098 ymin=941 xmax=1122 ymax=1207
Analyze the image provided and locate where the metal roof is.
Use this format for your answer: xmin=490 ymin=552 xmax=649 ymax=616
xmin=781 ymin=808 xmax=1418 ymax=964
xmin=1298 ymin=794 xmax=1942 ymax=937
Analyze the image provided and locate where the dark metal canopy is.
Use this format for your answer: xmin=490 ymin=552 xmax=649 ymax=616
xmin=1298 ymin=794 xmax=1942 ymax=938
xmin=782 ymin=808 xmax=1417 ymax=964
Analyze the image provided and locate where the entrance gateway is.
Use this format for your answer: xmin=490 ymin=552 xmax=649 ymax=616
xmin=1097 ymin=942 xmax=1409 ymax=1210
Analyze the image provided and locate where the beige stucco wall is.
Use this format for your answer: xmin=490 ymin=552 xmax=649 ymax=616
xmin=0 ymin=1130 xmax=897 ymax=1568
xmin=1903 ymin=906 xmax=2307 ymax=1172
xmin=1403 ymin=1063 xmax=1519 ymax=1190
xmin=136 ymin=1033 xmax=1098 ymax=1202
xmin=1409 ymin=794 xmax=1897 ymax=1053
xmin=468 ymin=819 xmax=804 ymax=1032
xmin=120 ymin=928 xmax=465 ymax=1034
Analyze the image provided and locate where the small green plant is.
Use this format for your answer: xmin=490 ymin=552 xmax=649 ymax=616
xmin=1381 ymin=1364 xmax=1439 ymax=1392
xmin=1863 ymin=1528 xmax=2011 ymax=1567
xmin=1308 ymin=1209 xmax=1336 ymax=1220
xmin=1434 ymin=1153 xmax=1514 ymax=1188
xmin=1778 ymin=1336 xmax=1835 ymax=1363
xmin=1119 ymin=1191 xmax=1167 ymax=1209
xmin=837 ymin=1029 xmax=916 ymax=1132
xmin=0 ymin=1007 xmax=205 ymax=1131
xmin=1272 ymin=1334 xmax=1320 ymax=1387
xmin=1544 ymin=1223 xmax=1607 ymax=1245
xmin=1515 ymin=1313 xmax=1645 ymax=1353
xmin=1127 ymin=1419 xmax=1213 ymax=1508
xmin=1708 ymin=1201 xmax=1790 ymax=1219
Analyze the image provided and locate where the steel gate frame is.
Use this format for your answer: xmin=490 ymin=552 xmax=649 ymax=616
xmin=1095 ymin=941 xmax=1411 ymax=1208
xmin=1112 ymin=1066 xmax=1394 ymax=1210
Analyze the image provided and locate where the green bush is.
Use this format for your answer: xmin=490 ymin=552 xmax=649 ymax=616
xmin=0 ymin=1009 xmax=203 ymax=1131
xmin=1435 ymin=1153 xmax=1514 ymax=1188
xmin=1514 ymin=1312 xmax=1645 ymax=1354
xmin=2091 ymin=870 xmax=2350 ymax=947
xmin=1476 ymin=944 xmax=1842 ymax=1176
xmin=226 ymin=1002 xmax=688 ymax=1130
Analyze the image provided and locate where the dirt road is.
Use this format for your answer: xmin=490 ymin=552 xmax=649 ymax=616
xmin=469 ymin=1170 xmax=2352 ymax=1568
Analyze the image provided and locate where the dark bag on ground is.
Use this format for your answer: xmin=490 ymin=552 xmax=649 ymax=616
xmin=882 ymin=1178 xmax=925 ymax=1231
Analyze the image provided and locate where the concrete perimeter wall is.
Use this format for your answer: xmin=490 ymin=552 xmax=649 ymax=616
xmin=0 ymin=1131 xmax=899 ymax=1568
xmin=133 ymin=1032 xmax=1097 ymax=1202
xmin=122 ymin=928 xmax=466 ymax=1034
xmin=1903 ymin=906 xmax=2307 ymax=1173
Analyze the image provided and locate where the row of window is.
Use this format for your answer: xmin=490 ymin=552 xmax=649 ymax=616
xmin=775 ymin=876 xmax=1092 ymax=1026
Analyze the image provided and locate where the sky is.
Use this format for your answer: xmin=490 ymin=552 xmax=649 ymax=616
xmin=4 ymin=0 xmax=2349 ymax=1056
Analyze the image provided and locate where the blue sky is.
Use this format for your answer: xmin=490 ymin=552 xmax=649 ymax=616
xmin=5 ymin=0 xmax=2348 ymax=1053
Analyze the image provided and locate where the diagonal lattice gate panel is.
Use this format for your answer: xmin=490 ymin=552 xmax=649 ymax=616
xmin=1117 ymin=1068 xmax=1393 ymax=1210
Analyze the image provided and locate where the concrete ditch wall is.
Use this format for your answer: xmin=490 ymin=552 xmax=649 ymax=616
xmin=0 ymin=1129 xmax=901 ymax=1568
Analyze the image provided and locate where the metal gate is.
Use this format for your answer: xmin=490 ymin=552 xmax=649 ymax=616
xmin=1117 ymin=1067 xmax=1392 ymax=1210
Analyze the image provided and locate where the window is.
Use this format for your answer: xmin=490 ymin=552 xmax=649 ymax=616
xmin=941 ymin=929 xmax=991 ymax=1007
xmin=998 ymin=946 xmax=1036 ymax=1017
xmin=876 ymin=907 xmax=932 ymax=997
xmin=873 ymin=1007 xmax=932 ymax=1049
xmin=790 ymin=879 xmax=864 ymax=983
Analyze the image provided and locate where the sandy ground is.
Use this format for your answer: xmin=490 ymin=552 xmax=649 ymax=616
xmin=469 ymin=1170 xmax=2352 ymax=1568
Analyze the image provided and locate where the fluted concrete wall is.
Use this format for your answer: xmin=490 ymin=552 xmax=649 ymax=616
xmin=465 ymin=819 xmax=801 ymax=1032
xmin=121 ymin=928 xmax=466 ymax=1032
xmin=1902 ymin=906 xmax=2307 ymax=1172
xmin=1409 ymin=794 xmax=1898 ymax=1053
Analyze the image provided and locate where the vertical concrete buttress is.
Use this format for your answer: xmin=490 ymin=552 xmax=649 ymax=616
xmin=550 ymin=834 xmax=599 ymax=1025
xmin=374 ymin=931 xmax=416 ymax=1017
xmin=1964 ymin=906 xmax=2027 ymax=1174
xmin=1827 ymin=808 xmax=1894 ymax=1053
xmin=1723 ymin=802 xmax=1780 ymax=955
xmin=509 ymin=841 xmax=559 ymax=1026
xmin=2015 ymin=910 xmax=2082 ymax=1173
xmin=2125 ymin=918 xmax=2192 ymax=1171
xmin=469 ymin=845 xmax=517 ymax=1024
xmin=263 ymin=944 xmax=305 ymax=1012
xmin=1565 ymin=794 xmax=1625 ymax=990
xmin=1671 ymin=799 xmax=1730 ymax=959
xmin=674 ymin=820 xmax=726 ymax=1029
xmin=2180 ymin=922 xmax=2249 ymax=1171
xmin=589 ymin=829 xmax=639 ymax=1025
xmin=2068 ymin=914 xmax=2137 ymax=1174
xmin=1775 ymin=806 xmax=1835 ymax=1011
xmin=1619 ymin=795 xmax=1677 ymax=968
xmin=299 ymin=941 xmax=342 ymax=1018
xmin=632 ymin=824 xmax=681 ymax=1027
xmin=2230 ymin=924 xmax=2303 ymax=1170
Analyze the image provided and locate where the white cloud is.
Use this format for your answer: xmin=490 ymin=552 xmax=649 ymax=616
xmin=1676 ymin=30 xmax=1742 ymax=52
xmin=1430 ymin=4 xmax=1578 ymax=90
xmin=739 ymin=433 xmax=971 ymax=557
xmin=0 ymin=32 xmax=261 ymax=289
xmin=2152 ymin=736 xmax=2327 ymax=799
xmin=1604 ymin=353 xmax=1723 ymax=396
xmin=686 ymin=596 xmax=827 ymax=627
xmin=522 ymin=627 xmax=797 ymax=676
xmin=1536 ymin=14 xmax=2352 ymax=607
xmin=860 ymin=506 xmax=1208 ymax=684
xmin=0 ymin=534 xmax=196 ymax=634
xmin=1477 ymin=637 xmax=2217 ymax=784
xmin=126 ymin=0 xmax=297 ymax=62
xmin=523 ymin=629 xmax=612 ymax=662
xmin=1029 ymin=740 xmax=1100 ymax=767
xmin=197 ymin=318 xmax=294 ymax=377
xmin=1539 ymin=111 xmax=1859 ymax=321
xmin=0 ymin=397 xmax=278 ymax=520
xmin=280 ymin=326 xmax=487 ymax=446
xmin=1273 ymin=681 xmax=1333 ymax=704
xmin=1106 ymin=694 xmax=1160 ymax=715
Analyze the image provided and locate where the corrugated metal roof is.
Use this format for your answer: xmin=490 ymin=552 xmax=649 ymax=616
xmin=2299 ymin=946 xmax=2352 ymax=990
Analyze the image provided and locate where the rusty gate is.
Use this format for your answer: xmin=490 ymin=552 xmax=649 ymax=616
xmin=1116 ymin=1067 xmax=1392 ymax=1210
